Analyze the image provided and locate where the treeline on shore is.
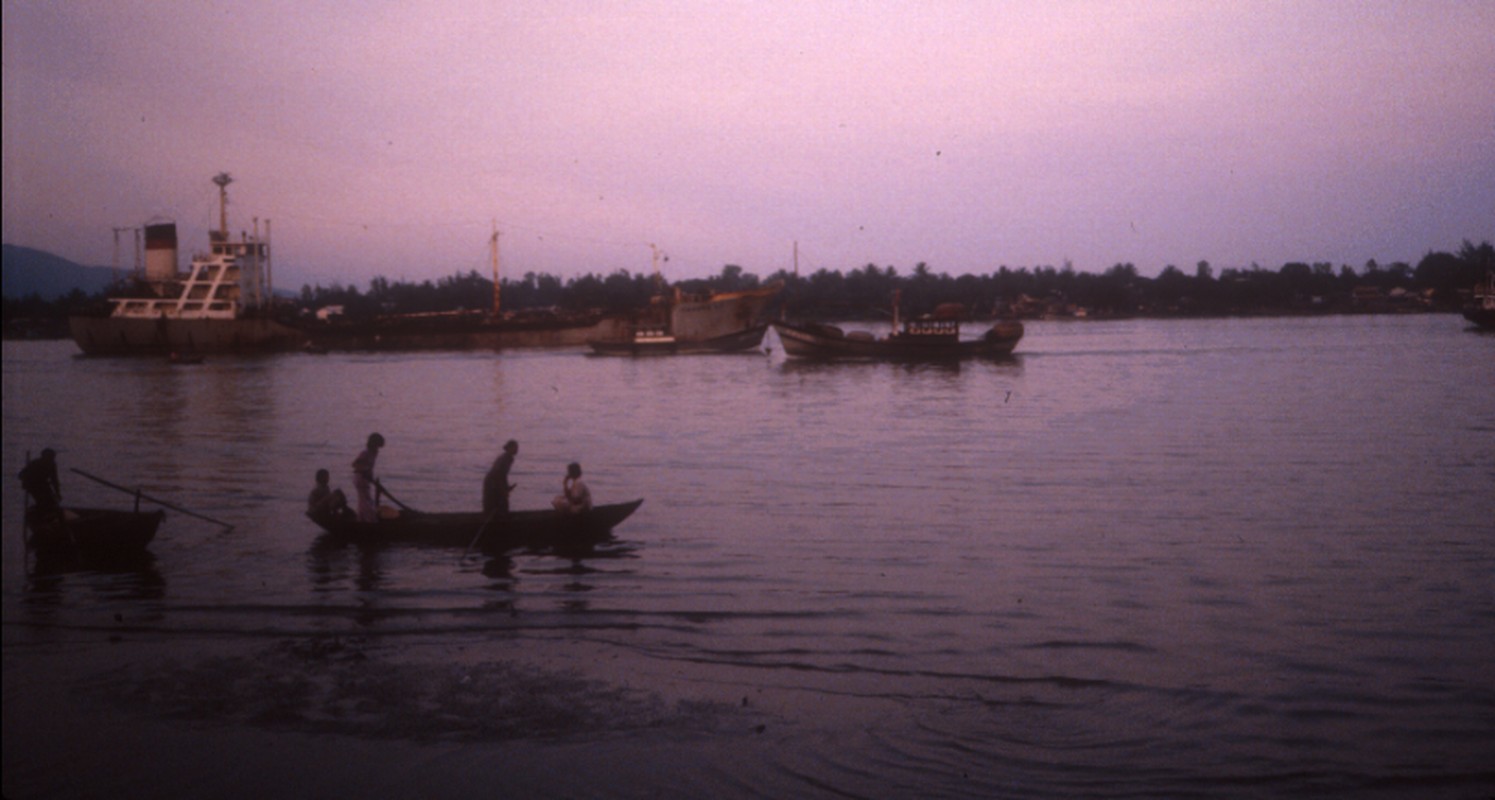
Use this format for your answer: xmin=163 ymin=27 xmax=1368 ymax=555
xmin=223 ymin=239 xmax=1495 ymax=320
xmin=6 ymin=240 xmax=1491 ymax=337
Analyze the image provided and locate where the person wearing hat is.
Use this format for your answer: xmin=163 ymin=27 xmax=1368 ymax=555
xmin=352 ymin=433 xmax=385 ymax=522
xmin=483 ymin=439 xmax=519 ymax=515
xmin=19 ymin=448 xmax=61 ymax=512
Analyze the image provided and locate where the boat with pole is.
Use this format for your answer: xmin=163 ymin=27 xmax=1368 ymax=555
xmin=306 ymin=498 xmax=644 ymax=554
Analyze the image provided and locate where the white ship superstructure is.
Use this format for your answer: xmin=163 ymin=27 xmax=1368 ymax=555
xmin=109 ymin=173 xmax=270 ymax=321
xmin=69 ymin=174 xmax=302 ymax=355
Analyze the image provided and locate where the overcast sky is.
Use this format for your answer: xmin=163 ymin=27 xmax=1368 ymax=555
xmin=4 ymin=1 xmax=1493 ymax=289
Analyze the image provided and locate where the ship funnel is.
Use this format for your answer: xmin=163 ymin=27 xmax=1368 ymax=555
xmin=143 ymin=222 xmax=179 ymax=282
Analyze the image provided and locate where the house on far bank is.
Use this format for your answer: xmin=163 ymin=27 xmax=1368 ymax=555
xmin=1352 ymin=286 xmax=1432 ymax=313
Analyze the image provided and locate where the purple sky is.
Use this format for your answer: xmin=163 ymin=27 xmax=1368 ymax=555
xmin=4 ymin=2 xmax=1493 ymax=289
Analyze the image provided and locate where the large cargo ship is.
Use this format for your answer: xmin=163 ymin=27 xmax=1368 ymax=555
xmin=69 ymin=174 xmax=303 ymax=356
xmin=302 ymin=226 xmax=628 ymax=351
xmin=305 ymin=307 xmax=627 ymax=351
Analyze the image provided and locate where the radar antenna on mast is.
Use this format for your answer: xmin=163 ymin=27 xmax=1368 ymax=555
xmin=212 ymin=172 xmax=233 ymax=238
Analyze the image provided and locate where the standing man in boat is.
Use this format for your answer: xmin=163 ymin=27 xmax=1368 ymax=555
xmin=352 ymin=433 xmax=384 ymax=522
xmin=19 ymin=448 xmax=62 ymax=512
xmin=483 ymin=439 xmax=519 ymax=515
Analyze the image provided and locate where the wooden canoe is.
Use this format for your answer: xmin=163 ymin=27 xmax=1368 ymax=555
xmin=307 ymin=498 xmax=644 ymax=552
xmin=24 ymin=506 xmax=164 ymax=558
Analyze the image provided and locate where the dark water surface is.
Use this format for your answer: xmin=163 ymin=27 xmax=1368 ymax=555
xmin=4 ymin=315 xmax=1493 ymax=798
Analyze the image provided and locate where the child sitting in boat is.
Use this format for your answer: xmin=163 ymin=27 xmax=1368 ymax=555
xmin=552 ymin=462 xmax=592 ymax=514
xmin=308 ymin=468 xmax=351 ymax=519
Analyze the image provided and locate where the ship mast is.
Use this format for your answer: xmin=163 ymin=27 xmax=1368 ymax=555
xmin=212 ymin=172 xmax=233 ymax=240
xmin=490 ymin=222 xmax=501 ymax=315
xmin=265 ymin=218 xmax=273 ymax=301
xmin=112 ymin=226 xmax=138 ymax=280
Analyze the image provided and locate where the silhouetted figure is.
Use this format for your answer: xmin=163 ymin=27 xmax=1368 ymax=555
xmin=308 ymin=468 xmax=350 ymax=519
xmin=19 ymin=448 xmax=61 ymax=512
xmin=552 ymin=462 xmax=592 ymax=514
xmin=484 ymin=440 xmax=519 ymax=514
xmin=352 ymin=433 xmax=385 ymax=522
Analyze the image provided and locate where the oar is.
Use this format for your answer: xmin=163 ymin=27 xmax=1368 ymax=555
xmin=461 ymin=482 xmax=515 ymax=562
xmin=460 ymin=510 xmax=503 ymax=563
xmin=68 ymin=467 xmax=235 ymax=531
xmin=373 ymin=479 xmax=419 ymax=514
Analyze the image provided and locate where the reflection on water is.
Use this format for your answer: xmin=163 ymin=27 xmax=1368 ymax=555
xmin=19 ymin=549 xmax=166 ymax=621
xmin=4 ymin=317 xmax=1495 ymax=798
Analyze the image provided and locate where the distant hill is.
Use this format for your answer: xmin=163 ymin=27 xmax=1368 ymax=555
xmin=3 ymin=244 xmax=117 ymax=300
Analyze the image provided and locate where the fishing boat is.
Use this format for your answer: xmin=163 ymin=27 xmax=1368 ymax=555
xmin=69 ymin=173 xmax=304 ymax=356
xmin=1463 ymin=272 xmax=1495 ymax=330
xmin=24 ymin=506 xmax=165 ymax=559
xmin=306 ymin=498 xmax=644 ymax=552
xmin=588 ymin=246 xmax=783 ymax=355
xmin=773 ymin=293 xmax=1024 ymax=360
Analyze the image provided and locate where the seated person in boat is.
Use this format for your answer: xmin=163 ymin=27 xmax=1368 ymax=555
xmin=19 ymin=448 xmax=61 ymax=512
xmin=308 ymin=468 xmax=351 ymax=519
xmin=551 ymin=462 xmax=592 ymax=514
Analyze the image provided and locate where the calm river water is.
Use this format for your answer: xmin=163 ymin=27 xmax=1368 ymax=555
xmin=4 ymin=314 xmax=1493 ymax=799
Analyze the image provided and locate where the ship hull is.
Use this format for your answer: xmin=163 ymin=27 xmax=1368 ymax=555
xmin=588 ymin=283 xmax=782 ymax=354
xmin=1463 ymin=305 xmax=1495 ymax=330
xmin=305 ymin=313 xmax=628 ymax=351
xmin=589 ymin=324 xmax=769 ymax=355
xmin=773 ymin=320 xmax=1024 ymax=360
xmin=69 ymin=315 xmax=304 ymax=356
xmin=670 ymin=285 xmax=781 ymax=341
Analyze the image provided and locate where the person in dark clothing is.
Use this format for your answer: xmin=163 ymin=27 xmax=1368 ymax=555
xmin=483 ymin=440 xmax=518 ymax=514
xmin=19 ymin=448 xmax=61 ymax=511
xmin=307 ymin=468 xmax=350 ymax=518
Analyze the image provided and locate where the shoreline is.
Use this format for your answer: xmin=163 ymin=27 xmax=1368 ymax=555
xmin=3 ymin=625 xmax=800 ymax=799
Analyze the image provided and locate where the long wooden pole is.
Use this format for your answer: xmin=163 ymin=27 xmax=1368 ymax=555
xmin=68 ymin=467 xmax=234 ymax=530
xmin=373 ymin=479 xmax=418 ymax=514
xmin=461 ymin=509 xmax=504 ymax=562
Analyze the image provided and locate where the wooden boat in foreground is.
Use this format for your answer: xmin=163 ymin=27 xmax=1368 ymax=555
xmin=306 ymin=499 xmax=644 ymax=552
xmin=24 ymin=507 xmax=165 ymax=559
xmin=773 ymin=296 xmax=1024 ymax=360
